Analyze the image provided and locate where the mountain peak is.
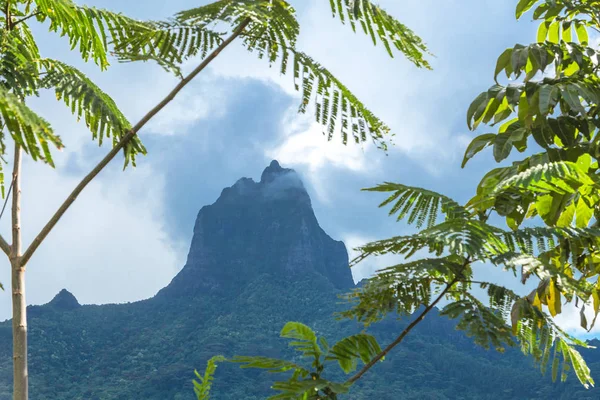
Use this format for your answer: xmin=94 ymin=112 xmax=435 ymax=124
xmin=48 ymin=289 xmax=81 ymax=311
xmin=260 ymin=159 xmax=294 ymax=184
xmin=158 ymin=160 xmax=354 ymax=299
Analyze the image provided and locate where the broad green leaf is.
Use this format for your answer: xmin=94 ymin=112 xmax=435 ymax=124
xmin=575 ymin=21 xmax=589 ymax=44
xmin=556 ymin=201 xmax=575 ymax=227
xmin=518 ymin=94 xmax=530 ymax=123
xmin=548 ymin=21 xmax=560 ymax=43
xmin=575 ymin=197 xmax=593 ymax=228
xmin=560 ymin=86 xmax=586 ymax=116
xmin=495 ymin=48 xmax=513 ymax=81
xmin=539 ymin=85 xmax=558 ymax=115
xmin=462 ymin=133 xmax=496 ymax=167
xmin=561 ymin=21 xmax=572 ymax=42
xmin=467 ymin=92 xmax=489 ymax=129
xmin=516 ymin=0 xmax=537 ymax=18
xmin=493 ymin=132 xmax=513 ymax=162
xmin=538 ymin=22 xmax=549 ymax=42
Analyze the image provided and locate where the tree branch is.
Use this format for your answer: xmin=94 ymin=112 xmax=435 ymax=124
xmin=0 ymin=234 xmax=10 ymax=256
xmin=345 ymin=258 xmax=470 ymax=386
xmin=12 ymin=11 xmax=41 ymax=27
xmin=20 ymin=18 xmax=252 ymax=267
xmin=4 ymin=0 xmax=11 ymax=30
xmin=345 ymin=279 xmax=457 ymax=384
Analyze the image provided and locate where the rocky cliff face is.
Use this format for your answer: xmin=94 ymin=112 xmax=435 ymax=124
xmin=158 ymin=160 xmax=353 ymax=299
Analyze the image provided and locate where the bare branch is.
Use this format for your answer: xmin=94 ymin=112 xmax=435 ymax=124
xmin=0 ymin=234 xmax=10 ymax=256
xmin=20 ymin=18 xmax=252 ymax=267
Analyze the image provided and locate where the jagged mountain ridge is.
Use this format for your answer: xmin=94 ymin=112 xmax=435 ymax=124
xmin=0 ymin=161 xmax=598 ymax=399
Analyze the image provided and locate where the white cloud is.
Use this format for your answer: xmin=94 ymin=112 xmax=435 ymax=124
xmin=553 ymin=301 xmax=600 ymax=335
xmin=265 ymin=108 xmax=380 ymax=202
xmin=0 ymin=155 xmax=183 ymax=321
xmin=200 ymin=0 xmax=482 ymax=184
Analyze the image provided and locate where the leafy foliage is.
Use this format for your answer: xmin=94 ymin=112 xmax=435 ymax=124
xmin=39 ymin=60 xmax=145 ymax=165
xmin=0 ymin=0 xmax=157 ymax=195
xmin=0 ymin=86 xmax=60 ymax=166
xmin=114 ymin=0 xmax=432 ymax=151
xmin=193 ymin=356 xmax=226 ymax=400
xmin=327 ymin=0 xmax=430 ymax=67
xmin=230 ymin=322 xmax=380 ymax=399
xmin=460 ymin=0 xmax=600 ymax=341
xmin=33 ymin=0 xmax=150 ymax=70
xmin=363 ymin=183 xmax=469 ymax=228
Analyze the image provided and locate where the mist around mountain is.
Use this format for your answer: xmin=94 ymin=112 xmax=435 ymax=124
xmin=0 ymin=161 xmax=599 ymax=399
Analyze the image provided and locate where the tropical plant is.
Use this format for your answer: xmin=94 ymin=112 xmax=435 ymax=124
xmin=194 ymin=322 xmax=382 ymax=400
xmin=0 ymin=0 xmax=429 ymax=399
xmin=194 ymin=0 xmax=600 ymax=398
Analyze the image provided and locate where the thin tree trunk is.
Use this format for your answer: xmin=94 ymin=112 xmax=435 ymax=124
xmin=10 ymin=143 xmax=26 ymax=400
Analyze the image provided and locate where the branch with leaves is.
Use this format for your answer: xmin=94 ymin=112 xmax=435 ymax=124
xmin=0 ymin=1 xmax=432 ymax=399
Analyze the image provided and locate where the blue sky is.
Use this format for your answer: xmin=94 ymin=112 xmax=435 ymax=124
xmin=0 ymin=0 xmax=590 ymax=334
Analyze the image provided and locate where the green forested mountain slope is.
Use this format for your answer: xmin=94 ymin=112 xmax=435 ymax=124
xmin=0 ymin=161 xmax=598 ymax=400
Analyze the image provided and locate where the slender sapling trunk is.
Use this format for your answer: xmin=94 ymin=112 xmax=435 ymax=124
xmin=10 ymin=143 xmax=26 ymax=400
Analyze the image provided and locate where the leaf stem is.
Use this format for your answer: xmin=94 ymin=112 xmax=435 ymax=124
xmin=12 ymin=11 xmax=41 ymax=27
xmin=344 ymin=278 xmax=458 ymax=384
xmin=19 ymin=18 xmax=252 ymax=267
xmin=345 ymin=257 xmax=470 ymax=385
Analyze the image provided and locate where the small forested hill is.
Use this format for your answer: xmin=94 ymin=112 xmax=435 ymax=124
xmin=0 ymin=161 xmax=599 ymax=399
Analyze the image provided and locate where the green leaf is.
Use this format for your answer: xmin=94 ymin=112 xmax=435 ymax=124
xmin=561 ymin=21 xmax=572 ymax=42
xmin=193 ymin=355 xmax=226 ymax=400
xmin=0 ymin=87 xmax=62 ymax=169
xmin=493 ymin=132 xmax=513 ymax=162
xmin=575 ymin=197 xmax=593 ymax=228
xmin=467 ymin=92 xmax=489 ymax=130
xmin=539 ymin=85 xmax=559 ymax=115
xmin=556 ymin=201 xmax=575 ymax=227
xmin=538 ymin=22 xmax=549 ymax=42
xmin=462 ymin=134 xmax=496 ymax=167
xmin=328 ymin=0 xmax=432 ymax=68
xmin=560 ymin=85 xmax=586 ymax=116
xmin=34 ymin=0 xmax=148 ymax=70
xmin=280 ymin=322 xmax=322 ymax=362
xmin=548 ymin=21 xmax=560 ymax=43
xmin=441 ymin=293 xmax=516 ymax=351
xmin=575 ymin=21 xmax=589 ymax=44
xmin=516 ymin=0 xmax=537 ymax=18
xmin=40 ymin=59 xmax=145 ymax=166
xmin=494 ymin=49 xmax=513 ymax=81
xmin=326 ymin=334 xmax=382 ymax=373
xmin=363 ymin=183 xmax=468 ymax=228
xmin=232 ymin=356 xmax=309 ymax=375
